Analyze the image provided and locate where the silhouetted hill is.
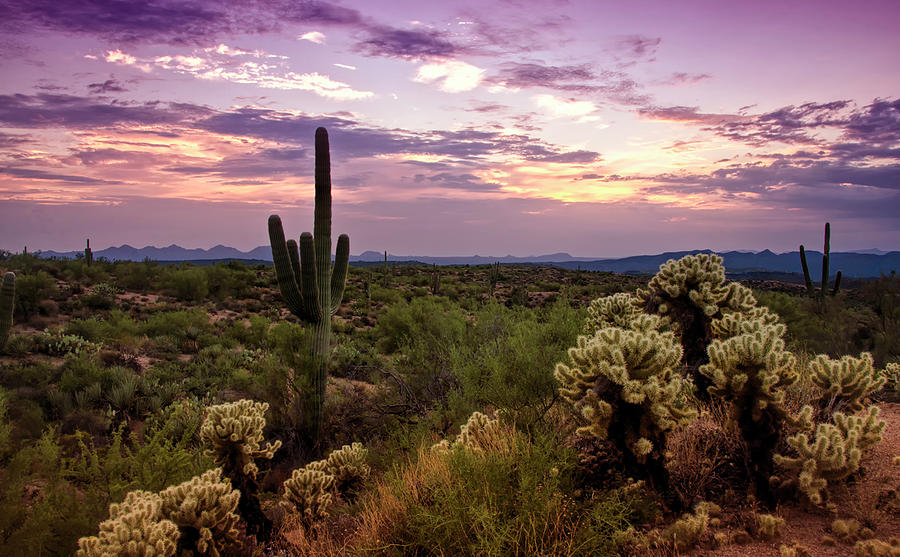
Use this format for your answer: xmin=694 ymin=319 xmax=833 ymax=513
xmin=34 ymin=245 xmax=900 ymax=278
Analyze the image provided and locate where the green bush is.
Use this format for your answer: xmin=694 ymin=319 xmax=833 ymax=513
xmin=164 ymin=267 xmax=208 ymax=302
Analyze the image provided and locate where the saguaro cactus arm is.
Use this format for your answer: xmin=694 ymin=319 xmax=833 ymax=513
xmin=330 ymin=233 xmax=349 ymax=314
xmin=799 ymin=245 xmax=814 ymax=294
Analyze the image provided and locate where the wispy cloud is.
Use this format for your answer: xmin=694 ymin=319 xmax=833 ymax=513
xmin=532 ymin=94 xmax=599 ymax=122
xmin=414 ymin=60 xmax=485 ymax=93
xmin=299 ymin=31 xmax=326 ymax=44
xmin=104 ymin=47 xmax=375 ymax=101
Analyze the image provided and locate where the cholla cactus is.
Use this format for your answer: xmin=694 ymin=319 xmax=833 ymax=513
xmin=76 ymin=491 xmax=179 ymax=557
xmin=200 ymin=399 xmax=281 ymax=478
xmin=755 ymin=513 xmax=785 ymax=541
xmin=710 ymin=305 xmax=780 ymax=340
xmin=585 ymin=292 xmax=642 ymax=333
xmin=200 ymin=399 xmax=281 ymax=542
xmin=700 ymin=321 xmax=803 ymax=506
xmin=555 ymin=326 xmax=695 ymax=497
xmin=0 ymin=272 xmax=14 ymax=351
xmin=775 ymin=406 xmax=884 ymax=506
xmin=638 ymin=254 xmax=759 ymax=396
xmin=430 ymin=411 xmax=509 ymax=454
xmin=809 ymin=353 xmax=886 ymax=413
xmin=881 ymin=362 xmax=900 ymax=394
xmin=301 ymin=442 xmax=371 ymax=501
xmin=323 ymin=442 xmax=370 ymax=499
xmin=158 ymin=469 xmax=242 ymax=557
xmin=280 ymin=468 xmax=334 ymax=524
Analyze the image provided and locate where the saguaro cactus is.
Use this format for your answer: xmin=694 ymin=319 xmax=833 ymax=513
xmin=800 ymin=222 xmax=842 ymax=297
xmin=85 ymin=239 xmax=93 ymax=266
xmin=0 ymin=272 xmax=14 ymax=351
xmin=268 ymin=127 xmax=349 ymax=448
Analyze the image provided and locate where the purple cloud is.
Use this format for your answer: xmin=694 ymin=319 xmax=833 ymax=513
xmin=88 ymin=79 xmax=127 ymax=94
xmin=0 ymin=93 xmax=209 ymax=128
xmin=844 ymin=98 xmax=900 ymax=144
xmin=353 ymin=26 xmax=459 ymax=59
xmin=0 ymin=166 xmax=124 ymax=185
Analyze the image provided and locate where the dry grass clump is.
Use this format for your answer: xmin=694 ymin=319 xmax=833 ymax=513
xmin=666 ymin=401 xmax=748 ymax=504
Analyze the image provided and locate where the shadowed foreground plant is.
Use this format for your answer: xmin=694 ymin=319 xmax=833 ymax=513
xmin=76 ymin=490 xmax=179 ymax=557
xmin=700 ymin=320 xmax=808 ymax=507
xmin=158 ymin=469 xmax=242 ymax=556
xmin=200 ymin=399 xmax=281 ymax=541
xmin=555 ymin=319 xmax=696 ymax=505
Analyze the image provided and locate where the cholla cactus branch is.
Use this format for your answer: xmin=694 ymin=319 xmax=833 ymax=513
xmin=809 ymin=353 xmax=885 ymax=414
xmin=200 ymin=399 xmax=280 ymax=542
xmin=774 ymin=407 xmax=884 ymax=506
xmin=158 ymin=469 xmax=242 ymax=557
xmin=555 ymin=325 xmax=695 ymax=500
xmin=638 ymin=254 xmax=759 ymax=397
xmin=584 ymin=292 xmax=643 ymax=334
xmin=76 ymin=491 xmax=179 ymax=557
xmin=700 ymin=321 xmax=802 ymax=507
xmin=201 ymin=399 xmax=281 ymax=478
xmin=280 ymin=468 xmax=334 ymax=524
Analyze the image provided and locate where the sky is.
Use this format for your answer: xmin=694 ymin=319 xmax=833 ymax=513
xmin=1 ymin=0 xmax=898 ymax=257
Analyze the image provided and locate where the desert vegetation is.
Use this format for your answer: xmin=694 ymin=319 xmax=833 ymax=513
xmin=1 ymin=246 xmax=897 ymax=555
xmin=0 ymin=130 xmax=898 ymax=556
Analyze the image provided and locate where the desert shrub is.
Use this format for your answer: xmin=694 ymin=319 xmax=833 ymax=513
xmin=0 ymin=421 xmax=210 ymax=556
xmin=454 ymin=300 xmax=583 ymax=428
xmin=375 ymin=297 xmax=466 ymax=354
xmin=14 ymin=270 xmax=56 ymax=320
xmin=140 ymin=309 xmax=212 ymax=340
xmin=164 ymin=267 xmax=208 ymax=302
xmin=342 ymin=423 xmax=631 ymax=556
xmin=79 ymin=283 xmax=119 ymax=310
xmin=203 ymin=262 xmax=255 ymax=300
xmin=113 ymin=260 xmax=159 ymax=292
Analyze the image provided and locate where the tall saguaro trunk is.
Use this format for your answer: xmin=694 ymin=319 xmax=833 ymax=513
xmin=268 ymin=127 xmax=350 ymax=452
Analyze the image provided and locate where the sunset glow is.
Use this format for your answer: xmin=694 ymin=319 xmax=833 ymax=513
xmin=1 ymin=0 xmax=898 ymax=256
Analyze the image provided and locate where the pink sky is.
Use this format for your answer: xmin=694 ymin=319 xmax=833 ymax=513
xmin=1 ymin=0 xmax=898 ymax=256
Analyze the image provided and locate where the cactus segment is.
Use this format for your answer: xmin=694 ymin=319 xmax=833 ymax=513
xmin=0 ymin=272 xmax=13 ymax=351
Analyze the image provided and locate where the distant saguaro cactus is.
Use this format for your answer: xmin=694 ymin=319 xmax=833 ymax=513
xmin=84 ymin=238 xmax=93 ymax=266
xmin=800 ymin=222 xmax=842 ymax=297
xmin=268 ymin=127 xmax=349 ymax=449
xmin=0 ymin=272 xmax=14 ymax=351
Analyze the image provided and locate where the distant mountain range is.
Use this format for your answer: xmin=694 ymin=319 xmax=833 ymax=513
xmin=34 ymin=244 xmax=900 ymax=279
